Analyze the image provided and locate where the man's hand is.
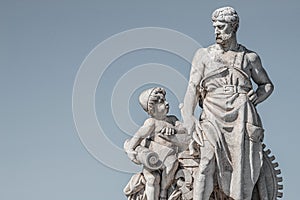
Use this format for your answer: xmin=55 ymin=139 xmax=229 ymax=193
xmin=188 ymin=140 xmax=200 ymax=156
xmin=183 ymin=116 xmax=197 ymax=136
xmin=248 ymin=89 xmax=258 ymax=106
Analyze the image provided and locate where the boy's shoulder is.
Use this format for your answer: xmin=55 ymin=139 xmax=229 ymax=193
xmin=143 ymin=117 xmax=156 ymax=126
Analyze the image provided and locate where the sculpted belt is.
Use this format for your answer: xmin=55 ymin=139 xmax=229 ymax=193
xmin=208 ymin=85 xmax=250 ymax=95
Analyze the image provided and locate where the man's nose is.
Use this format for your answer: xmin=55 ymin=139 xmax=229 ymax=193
xmin=215 ymin=28 xmax=220 ymax=35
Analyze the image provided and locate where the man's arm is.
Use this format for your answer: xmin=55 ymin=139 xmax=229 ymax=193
xmin=248 ymin=52 xmax=274 ymax=105
xmin=181 ymin=48 xmax=205 ymax=134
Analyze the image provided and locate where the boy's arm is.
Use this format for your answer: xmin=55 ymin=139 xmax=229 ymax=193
xmin=124 ymin=118 xmax=155 ymax=158
xmin=160 ymin=116 xmax=187 ymax=135
xmin=159 ymin=115 xmax=178 ymax=136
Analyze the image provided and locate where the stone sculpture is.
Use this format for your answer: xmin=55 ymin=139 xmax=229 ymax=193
xmin=123 ymin=6 xmax=283 ymax=200
xmin=181 ymin=6 xmax=274 ymax=200
xmin=124 ymin=87 xmax=189 ymax=200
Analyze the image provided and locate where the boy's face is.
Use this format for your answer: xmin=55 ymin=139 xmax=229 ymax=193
xmin=152 ymin=94 xmax=169 ymax=119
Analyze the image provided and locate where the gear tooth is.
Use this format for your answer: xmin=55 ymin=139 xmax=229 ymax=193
xmin=269 ymin=155 xmax=275 ymax=161
xmin=275 ymin=169 xmax=282 ymax=175
xmin=277 ymin=177 xmax=283 ymax=182
xmin=277 ymin=192 xmax=283 ymax=198
xmin=265 ymin=149 xmax=271 ymax=155
xmin=277 ymin=184 xmax=283 ymax=190
xmin=261 ymin=144 xmax=283 ymax=199
xmin=272 ymin=162 xmax=279 ymax=168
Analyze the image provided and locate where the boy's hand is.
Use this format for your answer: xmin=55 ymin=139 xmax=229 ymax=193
xmin=127 ymin=150 xmax=140 ymax=165
xmin=160 ymin=127 xmax=176 ymax=136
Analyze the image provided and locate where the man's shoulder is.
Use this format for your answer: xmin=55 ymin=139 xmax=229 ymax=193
xmin=194 ymin=45 xmax=213 ymax=56
xmin=207 ymin=43 xmax=218 ymax=50
xmin=240 ymin=44 xmax=260 ymax=63
xmin=205 ymin=44 xmax=218 ymax=53
xmin=206 ymin=44 xmax=223 ymax=55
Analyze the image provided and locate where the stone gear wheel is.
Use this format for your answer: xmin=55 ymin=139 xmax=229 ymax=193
xmin=260 ymin=143 xmax=283 ymax=199
xmin=251 ymin=143 xmax=283 ymax=200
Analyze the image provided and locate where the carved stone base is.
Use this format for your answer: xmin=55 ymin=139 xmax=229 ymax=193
xmin=172 ymin=144 xmax=283 ymax=200
xmin=124 ymin=144 xmax=283 ymax=200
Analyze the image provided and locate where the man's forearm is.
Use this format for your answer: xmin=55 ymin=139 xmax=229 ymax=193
xmin=256 ymin=82 xmax=274 ymax=104
xmin=182 ymin=84 xmax=197 ymax=122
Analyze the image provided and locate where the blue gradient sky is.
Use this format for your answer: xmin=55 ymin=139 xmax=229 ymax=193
xmin=1 ymin=1 xmax=299 ymax=199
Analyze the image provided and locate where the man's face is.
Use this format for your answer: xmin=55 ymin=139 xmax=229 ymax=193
xmin=213 ymin=21 xmax=235 ymax=45
xmin=152 ymin=95 xmax=169 ymax=119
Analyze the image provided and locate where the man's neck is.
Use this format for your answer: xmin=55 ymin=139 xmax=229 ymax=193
xmin=219 ymin=36 xmax=238 ymax=52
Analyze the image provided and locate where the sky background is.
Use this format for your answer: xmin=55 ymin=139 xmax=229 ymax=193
xmin=1 ymin=0 xmax=299 ymax=199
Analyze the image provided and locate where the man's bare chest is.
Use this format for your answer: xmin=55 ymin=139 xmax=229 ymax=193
xmin=203 ymin=50 xmax=251 ymax=77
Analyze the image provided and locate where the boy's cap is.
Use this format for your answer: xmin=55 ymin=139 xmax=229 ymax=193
xmin=139 ymin=87 xmax=156 ymax=112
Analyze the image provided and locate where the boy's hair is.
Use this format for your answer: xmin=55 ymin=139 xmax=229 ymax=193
xmin=139 ymin=87 xmax=166 ymax=115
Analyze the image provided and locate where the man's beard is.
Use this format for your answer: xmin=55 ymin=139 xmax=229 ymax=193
xmin=216 ymin=32 xmax=233 ymax=45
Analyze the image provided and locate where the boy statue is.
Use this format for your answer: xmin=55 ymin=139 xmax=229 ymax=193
xmin=124 ymin=87 xmax=186 ymax=200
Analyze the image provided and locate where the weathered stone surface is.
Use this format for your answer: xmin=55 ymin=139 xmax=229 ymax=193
xmin=123 ymin=6 xmax=283 ymax=200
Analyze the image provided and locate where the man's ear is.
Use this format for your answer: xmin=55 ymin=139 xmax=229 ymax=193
xmin=233 ymin=23 xmax=239 ymax=33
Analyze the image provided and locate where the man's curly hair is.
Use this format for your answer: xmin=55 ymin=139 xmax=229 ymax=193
xmin=212 ymin=7 xmax=239 ymax=33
